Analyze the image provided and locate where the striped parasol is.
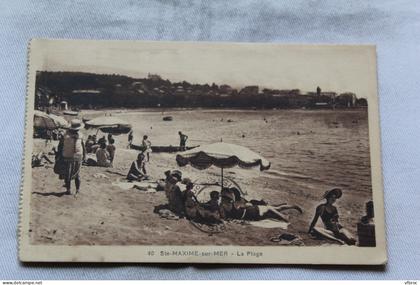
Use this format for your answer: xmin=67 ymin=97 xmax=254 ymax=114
xmin=176 ymin=142 xmax=270 ymax=189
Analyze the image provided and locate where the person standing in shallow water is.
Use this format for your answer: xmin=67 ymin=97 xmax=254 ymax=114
xmin=62 ymin=119 xmax=86 ymax=197
xmin=178 ymin=131 xmax=188 ymax=151
xmin=308 ymin=188 xmax=356 ymax=245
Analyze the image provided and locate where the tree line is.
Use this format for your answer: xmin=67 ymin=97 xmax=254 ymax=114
xmin=35 ymin=71 xmax=367 ymax=109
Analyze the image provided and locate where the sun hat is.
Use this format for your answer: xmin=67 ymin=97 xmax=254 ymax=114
xmin=69 ymin=119 xmax=83 ymax=131
xmin=170 ymin=170 xmax=182 ymax=181
xmin=323 ymin=188 xmax=342 ymax=199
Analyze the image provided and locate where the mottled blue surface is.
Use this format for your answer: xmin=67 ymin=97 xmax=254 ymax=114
xmin=1 ymin=0 xmax=419 ymax=280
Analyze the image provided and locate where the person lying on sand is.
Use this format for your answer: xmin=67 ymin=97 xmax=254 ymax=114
xmin=127 ymin=153 xmax=148 ymax=181
xmin=31 ymin=151 xmax=53 ymax=168
xmin=228 ymin=187 xmax=268 ymax=206
xmin=308 ymin=188 xmax=356 ymax=245
xmin=220 ymin=187 xmax=302 ymax=222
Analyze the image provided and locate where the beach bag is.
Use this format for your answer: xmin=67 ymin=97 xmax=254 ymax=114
xmin=53 ymin=158 xmax=66 ymax=179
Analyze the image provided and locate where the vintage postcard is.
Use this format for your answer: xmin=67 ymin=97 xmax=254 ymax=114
xmin=19 ymin=39 xmax=386 ymax=264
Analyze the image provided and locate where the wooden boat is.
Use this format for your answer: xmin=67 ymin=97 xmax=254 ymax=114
xmin=63 ymin=110 xmax=79 ymax=116
xmin=130 ymin=144 xmax=198 ymax=153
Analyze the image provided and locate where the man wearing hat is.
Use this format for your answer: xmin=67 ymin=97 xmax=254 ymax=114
xmin=62 ymin=119 xmax=86 ymax=196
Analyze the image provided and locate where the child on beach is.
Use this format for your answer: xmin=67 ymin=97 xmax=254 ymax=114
xmin=308 ymin=188 xmax=356 ymax=245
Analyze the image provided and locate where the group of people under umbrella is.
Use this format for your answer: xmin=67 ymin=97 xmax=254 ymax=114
xmin=34 ymin=110 xmax=359 ymax=245
xmin=164 ymin=142 xmax=357 ymax=245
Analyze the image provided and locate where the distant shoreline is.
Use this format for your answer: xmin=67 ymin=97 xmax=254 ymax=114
xmin=78 ymin=106 xmax=368 ymax=114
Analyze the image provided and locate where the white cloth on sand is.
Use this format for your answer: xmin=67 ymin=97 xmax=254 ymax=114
xmin=112 ymin=181 xmax=157 ymax=192
xmin=248 ymin=219 xmax=289 ymax=230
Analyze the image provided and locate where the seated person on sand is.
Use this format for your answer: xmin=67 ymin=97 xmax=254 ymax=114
xmin=163 ymin=170 xmax=185 ymax=217
xmin=98 ymin=135 xmax=106 ymax=145
xmin=308 ymin=188 xmax=356 ymax=245
xmin=88 ymin=135 xmax=100 ymax=153
xmin=220 ymin=187 xmax=302 ymax=222
xmin=196 ymin=191 xmax=223 ymax=224
xmin=31 ymin=151 xmax=53 ymax=168
xmin=85 ymin=135 xmax=95 ymax=153
xmin=95 ymin=142 xmax=112 ymax=167
xmin=127 ymin=153 xmax=148 ymax=181
xmin=183 ymin=181 xmax=199 ymax=220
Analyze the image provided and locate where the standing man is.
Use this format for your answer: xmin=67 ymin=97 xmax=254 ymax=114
xmin=62 ymin=119 xmax=86 ymax=197
xmin=127 ymin=130 xmax=134 ymax=148
xmin=142 ymin=135 xmax=152 ymax=162
xmin=178 ymin=131 xmax=188 ymax=151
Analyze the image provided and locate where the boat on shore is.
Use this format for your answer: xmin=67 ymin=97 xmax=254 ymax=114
xmin=130 ymin=144 xmax=199 ymax=153
xmin=63 ymin=110 xmax=79 ymax=116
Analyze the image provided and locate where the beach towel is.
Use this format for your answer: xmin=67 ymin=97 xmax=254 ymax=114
xmin=248 ymin=219 xmax=289 ymax=230
xmin=112 ymin=180 xmax=158 ymax=192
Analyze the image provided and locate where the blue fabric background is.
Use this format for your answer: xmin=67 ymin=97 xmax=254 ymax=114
xmin=1 ymin=0 xmax=419 ymax=280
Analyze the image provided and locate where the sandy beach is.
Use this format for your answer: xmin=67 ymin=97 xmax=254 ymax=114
xmin=30 ymin=108 xmax=372 ymax=246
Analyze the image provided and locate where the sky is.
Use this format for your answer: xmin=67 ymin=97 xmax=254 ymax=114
xmin=33 ymin=40 xmax=377 ymax=98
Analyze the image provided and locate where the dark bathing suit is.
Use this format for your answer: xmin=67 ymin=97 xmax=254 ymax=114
xmin=319 ymin=205 xmax=342 ymax=232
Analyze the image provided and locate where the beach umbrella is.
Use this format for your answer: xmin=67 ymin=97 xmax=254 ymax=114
xmin=176 ymin=142 xmax=271 ymax=190
xmin=48 ymin=113 xmax=70 ymax=128
xmin=85 ymin=116 xmax=132 ymax=134
xmin=33 ymin=110 xmax=57 ymax=130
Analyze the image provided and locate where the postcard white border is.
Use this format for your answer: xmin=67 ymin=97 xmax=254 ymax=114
xmin=19 ymin=39 xmax=387 ymax=264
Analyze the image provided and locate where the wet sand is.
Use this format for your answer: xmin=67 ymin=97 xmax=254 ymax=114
xmin=30 ymin=109 xmax=372 ymax=246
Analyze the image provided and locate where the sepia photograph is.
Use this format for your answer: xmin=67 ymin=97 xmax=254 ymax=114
xmin=19 ymin=40 xmax=386 ymax=264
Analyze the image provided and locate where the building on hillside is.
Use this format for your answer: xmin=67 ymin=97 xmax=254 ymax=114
xmin=239 ymin=86 xmax=259 ymax=96
xmin=336 ymin=93 xmax=357 ymax=107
